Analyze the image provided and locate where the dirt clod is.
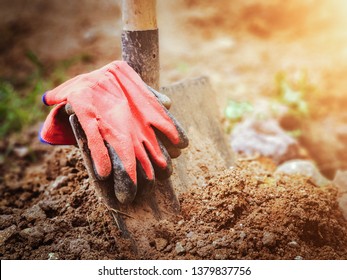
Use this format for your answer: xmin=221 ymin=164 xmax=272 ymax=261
xmin=0 ymin=225 xmax=17 ymax=245
xmin=19 ymin=227 xmax=44 ymax=246
xmin=23 ymin=205 xmax=46 ymax=222
xmin=155 ymin=238 xmax=168 ymax=251
xmin=262 ymin=231 xmax=277 ymax=247
xmin=69 ymin=239 xmax=90 ymax=256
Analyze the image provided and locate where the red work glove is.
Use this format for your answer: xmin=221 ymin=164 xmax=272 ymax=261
xmin=40 ymin=61 xmax=188 ymax=203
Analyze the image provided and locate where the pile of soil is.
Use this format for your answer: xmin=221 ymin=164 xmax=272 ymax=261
xmin=1 ymin=131 xmax=346 ymax=259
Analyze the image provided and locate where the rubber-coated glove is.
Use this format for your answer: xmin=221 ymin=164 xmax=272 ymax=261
xmin=40 ymin=61 xmax=188 ymax=203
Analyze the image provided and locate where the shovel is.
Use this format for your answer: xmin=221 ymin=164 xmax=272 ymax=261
xmin=68 ymin=0 xmax=233 ymax=251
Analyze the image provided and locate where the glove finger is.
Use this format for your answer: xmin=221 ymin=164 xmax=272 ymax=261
xmin=154 ymin=109 xmax=189 ymax=150
xmin=153 ymin=127 xmax=181 ymax=158
xmin=153 ymin=127 xmax=182 ymax=159
xmin=69 ymin=114 xmax=111 ymax=181
xmin=43 ymin=69 xmax=108 ymax=106
xmin=146 ymin=86 xmax=172 ymax=110
xmin=136 ymin=158 xmax=155 ymax=190
xmin=69 ymin=111 xmax=112 ymax=180
xmin=42 ymin=75 xmax=85 ymax=106
xmin=145 ymin=86 xmax=189 ymax=150
xmin=144 ymin=138 xmax=173 ymax=181
xmin=133 ymin=137 xmax=156 ymax=183
xmin=105 ymin=142 xmax=137 ymax=204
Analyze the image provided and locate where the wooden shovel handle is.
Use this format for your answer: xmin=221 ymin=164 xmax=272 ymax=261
xmin=122 ymin=0 xmax=157 ymax=31
xmin=121 ymin=0 xmax=159 ymax=90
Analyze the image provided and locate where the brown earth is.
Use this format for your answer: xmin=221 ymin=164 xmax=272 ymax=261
xmin=1 ymin=131 xmax=347 ymax=260
xmin=1 ymin=0 xmax=347 ymax=260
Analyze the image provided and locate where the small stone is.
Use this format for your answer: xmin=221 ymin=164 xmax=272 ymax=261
xmin=230 ymin=118 xmax=300 ymax=164
xmin=23 ymin=204 xmax=46 ymax=222
xmin=20 ymin=227 xmax=44 ymax=245
xmin=175 ymin=242 xmax=186 ymax=254
xmin=50 ymin=175 xmax=68 ymax=189
xmin=48 ymin=252 xmax=59 ymax=260
xmin=334 ymin=170 xmax=347 ymax=193
xmin=154 ymin=238 xmax=168 ymax=251
xmin=13 ymin=146 xmax=29 ymax=158
xmin=239 ymin=231 xmax=246 ymax=240
xmin=215 ymin=253 xmax=228 ymax=260
xmin=163 ymin=244 xmax=173 ymax=253
xmin=288 ymin=241 xmax=299 ymax=248
xmin=276 ymin=160 xmax=330 ymax=187
xmin=177 ymin=219 xmax=184 ymax=226
xmin=262 ymin=231 xmax=276 ymax=247
xmin=69 ymin=239 xmax=90 ymax=256
xmin=0 ymin=225 xmax=17 ymax=245
xmin=186 ymin=231 xmax=195 ymax=239
xmin=294 ymin=256 xmax=303 ymax=260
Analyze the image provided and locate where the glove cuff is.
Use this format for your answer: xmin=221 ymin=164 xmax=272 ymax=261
xmin=39 ymin=102 xmax=77 ymax=145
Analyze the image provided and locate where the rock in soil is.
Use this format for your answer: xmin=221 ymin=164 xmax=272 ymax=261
xmin=175 ymin=242 xmax=186 ymax=255
xmin=230 ymin=118 xmax=300 ymax=164
xmin=276 ymin=159 xmax=330 ymax=187
xmin=262 ymin=231 xmax=277 ymax=247
xmin=337 ymin=194 xmax=347 ymax=221
xmin=288 ymin=241 xmax=300 ymax=248
xmin=334 ymin=170 xmax=347 ymax=193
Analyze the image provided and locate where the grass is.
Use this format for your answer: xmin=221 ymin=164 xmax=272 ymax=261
xmin=0 ymin=51 xmax=92 ymax=140
xmin=0 ymin=50 xmax=49 ymax=139
xmin=223 ymin=70 xmax=314 ymax=135
xmin=224 ymin=100 xmax=253 ymax=133
xmin=274 ymin=70 xmax=312 ymax=118
xmin=0 ymin=80 xmax=46 ymax=138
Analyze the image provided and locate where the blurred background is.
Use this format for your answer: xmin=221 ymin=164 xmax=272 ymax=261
xmin=1 ymin=0 xmax=347 ymax=178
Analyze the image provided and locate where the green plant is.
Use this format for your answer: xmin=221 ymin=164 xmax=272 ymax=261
xmin=0 ymin=51 xmax=92 ymax=139
xmin=224 ymin=100 xmax=253 ymax=133
xmin=0 ymin=79 xmax=48 ymax=138
xmin=275 ymin=71 xmax=311 ymax=117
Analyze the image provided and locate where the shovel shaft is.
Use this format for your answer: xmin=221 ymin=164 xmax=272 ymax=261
xmin=121 ymin=0 xmax=159 ymax=90
xmin=122 ymin=0 xmax=157 ymax=30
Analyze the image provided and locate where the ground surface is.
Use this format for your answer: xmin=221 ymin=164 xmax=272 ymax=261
xmin=1 ymin=0 xmax=347 ymax=259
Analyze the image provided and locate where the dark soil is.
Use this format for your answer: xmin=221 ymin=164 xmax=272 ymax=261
xmin=1 ymin=131 xmax=347 ymax=259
